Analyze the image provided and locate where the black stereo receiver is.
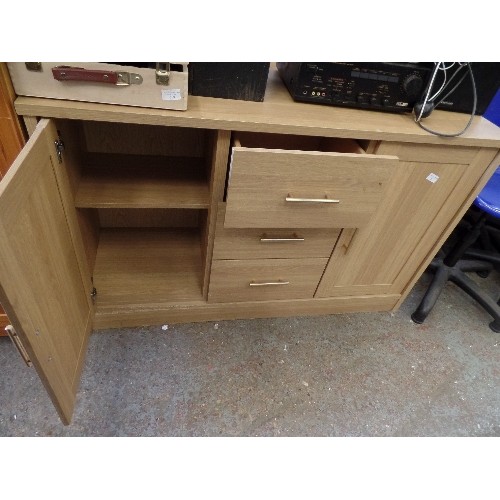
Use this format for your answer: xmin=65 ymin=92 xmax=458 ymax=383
xmin=277 ymin=62 xmax=500 ymax=115
xmin=277 ymin=62 xmax=433 ymax=113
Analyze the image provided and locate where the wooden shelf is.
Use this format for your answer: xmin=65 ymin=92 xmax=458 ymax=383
xmin=93 ymin=228 xmax=204 ymax=308
xmin=75 ymin=154 xmax=210 ymax=209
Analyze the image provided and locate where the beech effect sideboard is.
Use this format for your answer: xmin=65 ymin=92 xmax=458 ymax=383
xmin=2 ymin=67 xmax=500 ymax=423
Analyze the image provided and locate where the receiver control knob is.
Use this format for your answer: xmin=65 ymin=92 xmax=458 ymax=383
xmin=402 ymin=74 xmax=423 ymax=98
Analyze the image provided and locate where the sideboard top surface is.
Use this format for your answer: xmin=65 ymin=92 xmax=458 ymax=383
xmin=14 ymin=66 xmax=500 ymax=148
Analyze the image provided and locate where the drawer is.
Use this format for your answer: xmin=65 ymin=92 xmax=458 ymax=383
xmin=213 ymin=204 xmax=340 ymax=259
xmin=224 ymin=132 xmax=398 ymax=229
xmin=208 ymin=258 xmax=328 ymax=303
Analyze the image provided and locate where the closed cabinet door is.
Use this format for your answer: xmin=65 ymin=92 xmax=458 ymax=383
xmin=315 ymin=153 xmax=486 ymax=298
xmin=0 ymin=119 xmax=93 ymax=424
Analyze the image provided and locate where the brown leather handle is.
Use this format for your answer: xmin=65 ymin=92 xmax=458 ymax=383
xmin=52 ymin=66 xmax=118 ymax=84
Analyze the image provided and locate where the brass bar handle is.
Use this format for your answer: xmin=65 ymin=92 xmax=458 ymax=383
xmin=285 ymin=195 xmax=340 ymax=203
xmin=249 ymin=281 xmax=290 ymax=287
xmin=5 ymin=325 xmax=32 ymax=367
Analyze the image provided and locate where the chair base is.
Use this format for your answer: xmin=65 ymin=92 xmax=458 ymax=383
xmin=411 ymin=257 xmax=500 ymax=333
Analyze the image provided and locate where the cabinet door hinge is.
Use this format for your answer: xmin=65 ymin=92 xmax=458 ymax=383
xmin=54 ymin=139 xmax=65 ymax=163
xmin=5 ymin=325 xmax=32 ymax=367
xmin=91 ymin=287 xmax=97 ymax=302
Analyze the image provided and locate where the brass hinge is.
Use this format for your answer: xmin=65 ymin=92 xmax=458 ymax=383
xmin=5 ymin=325 xmax=32 ymax=367
xmin=54 ymin=139 xmax=64 ymax=163
xmin=116 ymin=72 xmax=143 ymax=86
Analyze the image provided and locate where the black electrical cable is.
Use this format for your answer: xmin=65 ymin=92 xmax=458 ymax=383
xmin=432 ymin=64 xmax=468 ymax=104
xmin=434 ymin=68 xmax=469 ymax=107
xmin=416 ymin=63 xmax=477 ymax=138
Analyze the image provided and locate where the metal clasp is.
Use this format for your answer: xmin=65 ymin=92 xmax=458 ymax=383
xmin=116 ymin=72 xmax=143 ymax=86
xmin=155 ymin=63 xmax=170 ymax=85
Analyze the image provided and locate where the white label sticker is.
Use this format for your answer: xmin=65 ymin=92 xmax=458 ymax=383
xmin=426 ymin=173 xmax=440 ymax=183
xmin=161 ymin=89 xmax=182 ymax=101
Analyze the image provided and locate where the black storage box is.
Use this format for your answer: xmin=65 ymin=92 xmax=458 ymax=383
xmin=188 ymin=63 xmax=270 ymax=102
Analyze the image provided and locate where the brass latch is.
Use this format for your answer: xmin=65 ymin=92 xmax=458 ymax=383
xmin=5 ymin=325 xmax=32 ymax=367
xmin=155 ymin=63 xmax=170 ymax=85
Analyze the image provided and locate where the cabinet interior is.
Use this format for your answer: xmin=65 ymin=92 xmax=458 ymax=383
xmin=233 ymin=131 xmax=365 ymax=154
xmin=57 ymin=119 xmax=214 ymax=310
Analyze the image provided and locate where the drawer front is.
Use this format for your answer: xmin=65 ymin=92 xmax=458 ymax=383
xmin=224 ymin=147 xmax=397 ymax=228
xmin=213 ymin=205 xmax=340 ymax=259
xmin=208 ymin=258 xmax=328 ymax=303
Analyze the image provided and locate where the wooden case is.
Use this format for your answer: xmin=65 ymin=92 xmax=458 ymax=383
xmin=188 ymin=63 xmax=270 ymax=102
xmin=7 ymin=62 xmax=188 ymax=111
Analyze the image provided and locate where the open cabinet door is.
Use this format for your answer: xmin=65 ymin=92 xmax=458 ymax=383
xmin=0 ymin=119 xmax=93 ymax=424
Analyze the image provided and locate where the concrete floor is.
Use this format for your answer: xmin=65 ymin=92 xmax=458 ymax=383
xmin=0 ymin=272 xmax=499 ymax=437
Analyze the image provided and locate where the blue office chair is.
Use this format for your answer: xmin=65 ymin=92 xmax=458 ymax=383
xmin=412 ymin=166 xmax=500 ymax=332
